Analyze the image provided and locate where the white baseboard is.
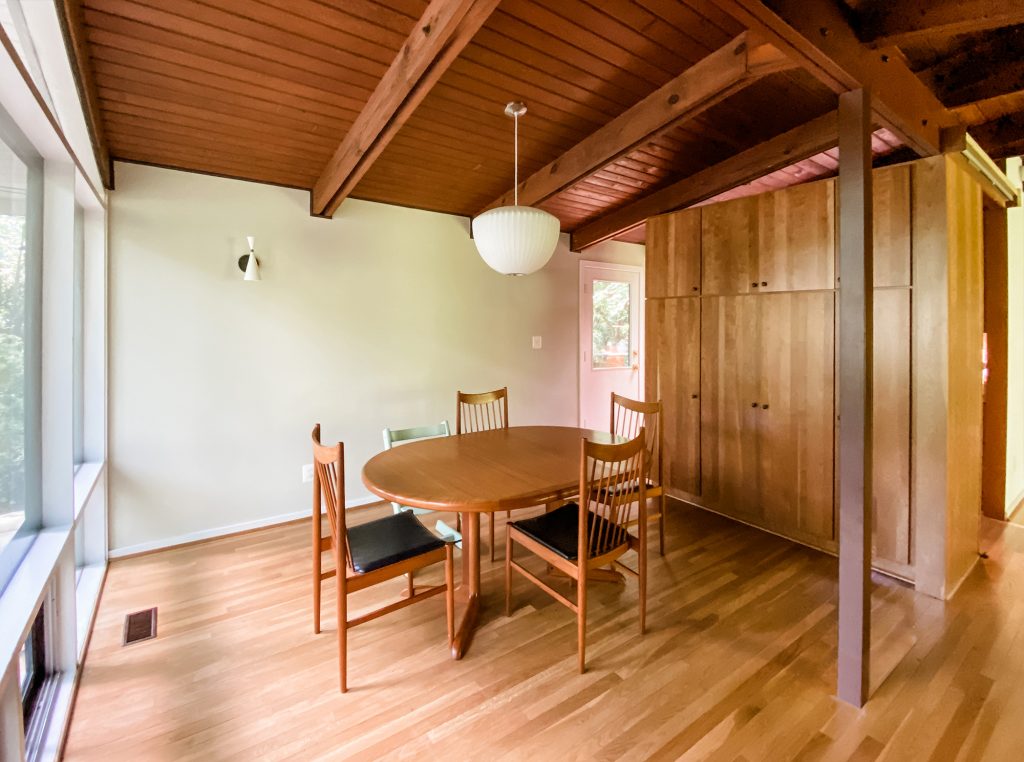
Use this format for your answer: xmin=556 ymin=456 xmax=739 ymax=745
xmin=108 ymin=495 xmax=381 ymax=559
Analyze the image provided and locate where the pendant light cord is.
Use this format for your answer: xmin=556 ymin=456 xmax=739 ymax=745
xmin=513 ymin=112 xmax=519 ymax=206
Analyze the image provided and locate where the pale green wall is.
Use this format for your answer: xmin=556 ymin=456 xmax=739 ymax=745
xmin=107 ymin=163 xmax=643 ymax=553
xmin=1006 ymin=156 xmax=1024 ymax=515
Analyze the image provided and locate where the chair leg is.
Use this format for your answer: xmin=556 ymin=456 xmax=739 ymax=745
xmin=312 ymin=517 xmax=321 ymax=635
xmin=489 ymin=511 xmax=496 ymax=562
xmin=658 ymin=494 xmax=666 ymax=556
xmin=505 ymin=530 xmax=513 ymax=616
xmin=445 ymin=544 xmax=455 ymax=646
xmin=577 ymin=568 xmax=587 ymax=674
xmin=639 ymin=538 xmax=648 ymax=637
xmin=337 ymin=564 xmax=348 ymax=693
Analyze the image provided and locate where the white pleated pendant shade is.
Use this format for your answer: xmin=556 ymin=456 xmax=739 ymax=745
xmin=472 ymin=205 xmax=560 ymax=276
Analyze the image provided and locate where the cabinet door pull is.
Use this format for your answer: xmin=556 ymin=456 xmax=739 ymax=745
xmin=751 ymin=402 xmax=758 ymax=408
xmin=692 ymin=286 xmax=699 ymax=292
xmin=691 ymin=393 xmax=698 ymax=399
xmin=761 ymin=281 xmax=767 ymax=287
xmin=761 ymin=404 xmax=769 ymax=410
xmin=751 ymin=282 xmax=759 ymax=288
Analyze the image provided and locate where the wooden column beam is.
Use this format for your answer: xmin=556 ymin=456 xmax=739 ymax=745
xmin=56 ymin=0 xmax=112 ymax=189
xmin=714 ymin=0 xmax=962 ymax=157
xmin=856 ymin=0 xmax=1024 ymax=49
xmin=310 ymin=0 xmax=500 ymax=217
xmin=837 ymin=87 xmax=873 ymax=708
xmin=478 ymin=33 xmax=791 ymax=214
xmin=570 ymin=111 xmax=838 ymax=251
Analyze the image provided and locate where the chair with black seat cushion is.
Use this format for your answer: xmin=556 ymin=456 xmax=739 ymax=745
xmin=504 ymin=430 xmax=648 ymax=673
xmin=310 ymin=424 xmax=454 ymax=693
xmin=456 ymin=387 xmax=509 ymax=561
xmin=611 ymin=393 xmax=667 ymax=555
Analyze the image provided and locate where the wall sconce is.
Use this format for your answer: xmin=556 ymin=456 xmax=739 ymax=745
xmin=238 ymin=235 xmax=261 ymax=281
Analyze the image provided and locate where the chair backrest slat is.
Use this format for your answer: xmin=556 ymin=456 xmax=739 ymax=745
xmin=579 ymin=429 xmax=646 ymax=560
xmin=610 ymin=393 xmax=663 ymax=487
xmin=456 ymin=387 xmax=509 ymax=434
xmin=311 ymin=424 xmax=350 ymax=569
xmin=383 ymin=420 xmax=451 ymax=448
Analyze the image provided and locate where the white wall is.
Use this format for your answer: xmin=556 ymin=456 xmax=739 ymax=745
xmin=1005 ymin=156 xmax=1024 ymax=515
xmin=108 ymin=163 xmax=643 ymax=553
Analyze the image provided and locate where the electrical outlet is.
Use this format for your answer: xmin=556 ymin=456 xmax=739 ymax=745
xmin=532 ymin=336 xmax=542 ymax=349
xmin=301 ymin=464 xmax=314 ymax=483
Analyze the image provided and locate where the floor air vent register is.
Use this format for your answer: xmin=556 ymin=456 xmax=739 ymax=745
xmin=122 ymin=608 xmax=157 ymax=645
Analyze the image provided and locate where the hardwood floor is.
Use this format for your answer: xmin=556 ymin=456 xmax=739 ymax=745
xmin=64 ymin=501 xmax=1024 ymax=761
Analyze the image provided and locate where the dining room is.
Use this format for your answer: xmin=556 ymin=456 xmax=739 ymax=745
xmin=2 ymin=1 xmax=1024 ymax=761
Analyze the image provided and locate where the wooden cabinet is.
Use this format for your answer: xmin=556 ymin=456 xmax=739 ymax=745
xmin=757 ymin=292 xmax=835 ymax=542
xmin=757 ymin=180 xmax=835 ymax=293
xmin=872 ymin=288 xmax=912 ymax=572
xmin=646 ymin=298 xmax=701 ymax=495
xmin=873 ymin=166 xmax=911 ymax=287
xmin=701 ymin=181 xmax=835 ymax=295
xmin=700 ymin=296 xmax=762 ymax=518
xmin=702 ymin=197 xmax=757 ymax=296
xmin=701 ymin=293 xmax=835 ymax=544
xmin=646 ymin=209 xmax=701 ymax=297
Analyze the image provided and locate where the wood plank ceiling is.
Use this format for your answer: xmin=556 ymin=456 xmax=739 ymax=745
xmin=59 ymin=1 xmax=1023 ymax=247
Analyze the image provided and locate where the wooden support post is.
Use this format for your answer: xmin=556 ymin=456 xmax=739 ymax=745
xmin=837 ymin=88 xmax=874 ymax=708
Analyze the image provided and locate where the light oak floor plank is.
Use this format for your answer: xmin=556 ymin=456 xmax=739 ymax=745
xmin=63 ymin=502 xmax=1024 ymax=761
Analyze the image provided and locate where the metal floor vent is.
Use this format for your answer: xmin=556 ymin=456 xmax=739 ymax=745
xmin=123 ymin=608 xmax=157 ymax=646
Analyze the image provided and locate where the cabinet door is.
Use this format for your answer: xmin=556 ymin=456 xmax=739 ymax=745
xmin=757 ymin=291 xmax=835 ymax=543
xmin=872 ymin=288 xmax=912 ymax=568
xmin=701 ymin=196 xmax=756 ymax=296
xmin=757 ymin=179 xmax=835 ymax=293
xmin=700 ymin=296 xmax=761 ymax=519
xmin=873 ymin=166 xmax=911 ymax=288
xmin=646 ymin=298 xmax=701 ymax=495
xmin=647 ymin=209 xmax=701 ymax=298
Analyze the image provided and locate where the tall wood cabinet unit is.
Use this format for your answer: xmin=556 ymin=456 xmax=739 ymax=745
xmin=646 ymin=156 xmax=985 ymax=598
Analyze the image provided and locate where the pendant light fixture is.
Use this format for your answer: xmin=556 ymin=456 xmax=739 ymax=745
xmin=472 ymin=102 xmax=560 ymax=276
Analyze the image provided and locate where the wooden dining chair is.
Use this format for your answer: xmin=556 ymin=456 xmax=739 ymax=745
xmin=456 ymin=387 xmax=509 ymax=561
xmin=611 ymin=393 xmax=667 ymax=555
xmin=311 ymin=424 xmax=454 ymax=693
xmin=505 ymin=430 xmax=647 ymax=673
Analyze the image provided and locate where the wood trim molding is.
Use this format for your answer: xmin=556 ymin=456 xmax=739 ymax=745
xmin=855 ymin=0 xmax=1024 ymax=49
xmin=56 ymin=0 xmax=112 ymax=190
xmin=713 ymin=0 xmax=961 ymax=157
xmin=478 ymin=32 xmax=792 ymax=214
xmin=310 ymin=0 xmax=500 ymax=217
xmin=570 ymin=111 xmax=838 ymax=250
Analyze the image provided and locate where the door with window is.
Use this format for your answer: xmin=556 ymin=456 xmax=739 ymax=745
xmin=579 ymin=262 xmax=642 ymax=429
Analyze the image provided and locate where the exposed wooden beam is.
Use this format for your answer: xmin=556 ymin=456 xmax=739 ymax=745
xmin=836 ymin=87 xmax=874 ymax=708
xmin=714 ymin=0 xmax=961 ymax=157
xmin=856 ymin=0 xmax=1024 ymax=48
xmin=478 ymin=33 xmax=791 ymax=214
xmin=56 ymin=0 xmax=112 ymax=189
xmin=917 ymin=27 xmax=1024 ymax=108
xmin=971 ymin=111 xmax=1024 ymax=160
xmin=310 ymin=0 xmax=500 ymax=217
xmin=570 ymin=111 xmax=838 ymax=251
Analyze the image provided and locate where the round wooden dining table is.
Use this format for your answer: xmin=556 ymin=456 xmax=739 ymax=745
xmin=362 ymin=425 xmax=616 ymax=659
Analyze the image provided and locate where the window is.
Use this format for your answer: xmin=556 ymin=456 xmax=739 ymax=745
xmin=0 ymin=105 xmax=41 ymax=592
xmin=18 ymin=604 xmax=47 ymax=723
xmin=591 ymin=279 xmax=632 ymax=369
xmin=73 ymin=204 xmax=84 ymax=467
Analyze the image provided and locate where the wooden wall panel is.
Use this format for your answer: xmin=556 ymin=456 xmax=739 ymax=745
xmin=757 ymin=179 xmax=835 ymax=292
xmin=700 ymin=296 xmax=761 ymax=519
xmin=981 ymin=204 xmax=1009 ymax=519
xmin=872 ymin=288 xmax=912 ymax=572
xmin=646 ymin=297 xmax=701 ymax=495
xmin=873 ymin=165 xmax=912 ymax=287
xmin=646 ymin=209 xmax=701 ymax=298
xmin=944 ymin=156 xmax=984 ymax=593
xmin=758 ymin=291 xmax=835 ymax=543
xmin=701 ymin=197 xmax=757 ymax=296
